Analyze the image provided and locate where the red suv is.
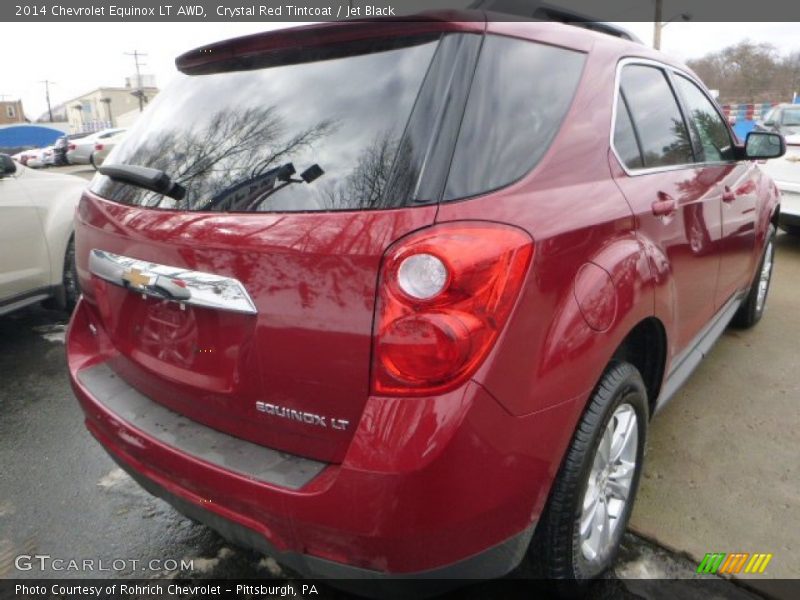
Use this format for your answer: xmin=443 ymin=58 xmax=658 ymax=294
xmin=67 ymin=15 xmax=785 ymax=589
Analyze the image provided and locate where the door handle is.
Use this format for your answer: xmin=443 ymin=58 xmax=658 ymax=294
xmin=722 ymin=186 xmax=736 ymax=202
xmin=652 ymin=193 xmax=677 ymax=217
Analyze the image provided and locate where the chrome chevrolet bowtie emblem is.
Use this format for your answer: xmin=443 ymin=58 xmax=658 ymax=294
xmin=89 ymin=249 xmax=257 ymax=314
xmin=122 ymin=267 xmax=152 ymax=289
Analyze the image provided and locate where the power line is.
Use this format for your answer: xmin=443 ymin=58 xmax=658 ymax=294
xmin=124 ymin=50 xmax=148 ymax=112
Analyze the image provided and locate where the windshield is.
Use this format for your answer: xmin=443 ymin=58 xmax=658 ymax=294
xmin=782 ymin=108 xmax=800 ymax=126
xmin=91 ymin=36 xmax=439 ymax=212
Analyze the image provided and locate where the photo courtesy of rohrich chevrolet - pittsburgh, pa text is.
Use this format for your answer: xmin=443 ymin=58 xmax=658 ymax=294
xmin=0 ymin=1 xmax=799 ymax=599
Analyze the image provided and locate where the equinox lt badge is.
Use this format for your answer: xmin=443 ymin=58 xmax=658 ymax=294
xmin=255 ymin=401 xmax=350 ymax=431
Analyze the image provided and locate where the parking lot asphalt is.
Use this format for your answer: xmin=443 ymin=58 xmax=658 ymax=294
xmin=630 ymin=232 xmax=800 ymax=590
xmin=1 ymin=174 xmax=789 ymax=598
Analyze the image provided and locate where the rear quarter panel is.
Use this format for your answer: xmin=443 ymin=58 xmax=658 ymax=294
xmin=436 ymin=36 xmax=657 ymax=416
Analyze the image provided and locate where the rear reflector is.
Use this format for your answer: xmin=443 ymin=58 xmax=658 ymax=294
xmin=372 ymin=222 xmax=533 ymax=396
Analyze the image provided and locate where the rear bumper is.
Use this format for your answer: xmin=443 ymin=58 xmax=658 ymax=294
xmin=68 ymin=298 xmax=581 ymax=581
xmin=110 ymin=454 xmax=534 ymax=597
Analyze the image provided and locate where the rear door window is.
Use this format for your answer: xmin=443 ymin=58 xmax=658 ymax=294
xmin=443 ymin=36 xmax=586 ymax=201
xmin=673 ymin=75 xmax=735 ymax=162
xmin=91 ymin=37 xmax=441 ymax=212
xmin=613 ymin=94 xmax=645 ymax=169
xmin=618 ymin=64 xmax=694 ymax=169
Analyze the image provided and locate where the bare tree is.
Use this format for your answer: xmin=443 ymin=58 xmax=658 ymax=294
xmin=688 ymin=40 xmax=799 ymax=104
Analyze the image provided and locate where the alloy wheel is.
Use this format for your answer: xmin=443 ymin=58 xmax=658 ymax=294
xmin=579 ymin=402 xmax=638 ymax=562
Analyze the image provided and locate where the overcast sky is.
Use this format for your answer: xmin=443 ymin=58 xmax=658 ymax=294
xmin=1 ymin=21 xmax=798 ymax=120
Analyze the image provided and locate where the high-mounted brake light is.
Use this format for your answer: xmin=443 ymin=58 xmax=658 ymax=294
xmin=372 ymin=222 xmax=534 ymax=396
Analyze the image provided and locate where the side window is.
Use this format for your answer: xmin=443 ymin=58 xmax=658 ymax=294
xmin=674 ymin=75 xmax=734 ymax=162
xmin=443 ymin=36 xmax=586 ymax=201
xmin=613 ymin=93 xmax=644 ymax=169
xmin=618 ymin=65 xmax=694 ymax=168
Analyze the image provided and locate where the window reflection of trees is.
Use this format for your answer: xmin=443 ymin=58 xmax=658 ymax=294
xmin=647 ymin=118 xmax=694 ymax=167
xmin=100 ymin=106 xmax=337 ymax=211
xmin=98 ymin=106 xmax=419 ymax=214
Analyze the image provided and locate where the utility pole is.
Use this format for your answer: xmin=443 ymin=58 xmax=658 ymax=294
xmin=653 ymin=0 xmax=663 ymax=50
xmin=124 ymin=50 xmax=148 ymax=112
xmin=40 ymin=80 xmax=55 ymax=121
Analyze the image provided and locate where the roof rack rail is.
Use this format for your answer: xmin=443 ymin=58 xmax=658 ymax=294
xmin=469 ymin=0 xmax=644 ymax=43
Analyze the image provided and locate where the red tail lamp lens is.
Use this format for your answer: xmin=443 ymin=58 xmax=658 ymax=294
xmin=372 ymin=223 xmax=534 ymax=396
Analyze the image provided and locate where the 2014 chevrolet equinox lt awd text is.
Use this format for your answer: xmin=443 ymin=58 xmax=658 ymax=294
xmin=66 ymin=14 xmax=785 ymax=592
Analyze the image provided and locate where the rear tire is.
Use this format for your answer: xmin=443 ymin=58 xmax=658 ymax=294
xmin=529 ymin=362 xmax=648 ymax=593
xmin=732 ymin=225 xmax=776 ymax=328
xmin=779 ymin=223 xmax=800 ymax=237
xmin=63 ymin=237 xmax=79 ymax=312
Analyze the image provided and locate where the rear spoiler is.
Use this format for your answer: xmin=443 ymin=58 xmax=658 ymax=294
xmin=176 ymin=12 xmax=486 ymax=75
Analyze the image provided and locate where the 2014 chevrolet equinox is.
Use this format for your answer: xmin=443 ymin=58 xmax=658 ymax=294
xmin=67 ymin=15 xmax=785 ymax=591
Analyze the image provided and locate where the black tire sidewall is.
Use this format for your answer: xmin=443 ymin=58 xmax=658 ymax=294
xmin=752 ymin=229 xmax=776 ymax=323
xmin=735 ymin=225 xmax=776 ymax=328
xmin=532 ymin=361 xmax=649 ymax=584
xmin=572 ymin=373 xmax=648 ymax=579
xmin=63 ymin=237 xmax=79 ymax=311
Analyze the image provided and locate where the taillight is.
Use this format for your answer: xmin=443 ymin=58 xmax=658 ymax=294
xmin=371 ymin=222 xmax=533 ymax=396
xmin=95 ymin=143 xmax=103 ymax=151
xmin=68 ymin=143 xmax=76 ymax=150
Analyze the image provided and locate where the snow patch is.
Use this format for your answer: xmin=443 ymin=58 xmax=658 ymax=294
xmin=33 ymin=323 xmax=67 ymax=343
xmin=615 ymin=552 xmax=670 ymax=578
xmin=97 ymin=468 xmax=130 ymax=489
xmin=258 ymin=556 xmax=283 ymax=576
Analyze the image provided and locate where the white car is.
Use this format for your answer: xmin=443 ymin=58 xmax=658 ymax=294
xmin=67 ymin=128 xmax=126 ymax=165
xmin=761 ymin=134 xmax=800 ymax=235
xmin=90 ymin=130 xmax=127 ymax=167
xmin=0 ymin=154 xmax=86 ymax=315
xmin=27 ymin=146 xmax=55 ymax=169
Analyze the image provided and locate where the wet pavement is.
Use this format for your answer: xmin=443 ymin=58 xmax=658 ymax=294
xmin=630 ymin=232 xmax=800 ymax=595
xmin=2 ymin=238 xmax=789 ymax=597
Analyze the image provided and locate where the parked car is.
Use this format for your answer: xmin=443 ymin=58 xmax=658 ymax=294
xmin=66 ymin=17 xmax=784 ymax=593
xmin=54 ymin=132 xmax=92 ymax=166
xmin=760 ymin=134 xmax=800 ymax=235
xmin=756 ymin=103 xmax=800 ymax=137
xmin=89 ymin=129 xmax=127 ymax=167
xmin=16 ymin=148 xmax=40 ymax=167
xmin=25 ymin=146 xmax=54 ymax=169
xmin=66 ymin=128 xmax=125 ymax=165
xmin=0 ymin=154 xmax=84 ymax=315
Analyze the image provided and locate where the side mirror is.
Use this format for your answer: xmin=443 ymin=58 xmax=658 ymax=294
xmin=745 ymin=131 xmax=785 ymax=160
xmin=0 ymin=154 xmax=17 ymax=177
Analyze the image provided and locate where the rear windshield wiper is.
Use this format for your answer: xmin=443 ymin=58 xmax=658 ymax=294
xmin=98 ymin=164 xmax=186 ymax=200
xmin=202 ymin=162 xmax=324 ymax=212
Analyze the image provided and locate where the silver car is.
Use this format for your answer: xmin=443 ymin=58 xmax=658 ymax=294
xmin=761 ymin=134 xmax=800 ymax=235
xmin=66 ymin=128 xmax=126 ymax=165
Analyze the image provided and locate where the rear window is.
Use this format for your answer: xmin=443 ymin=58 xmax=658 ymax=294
xmin=783 ymin=108 xmax=800 ymax=126
xmin=91 ymin=37 xmax=439 ymax=212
